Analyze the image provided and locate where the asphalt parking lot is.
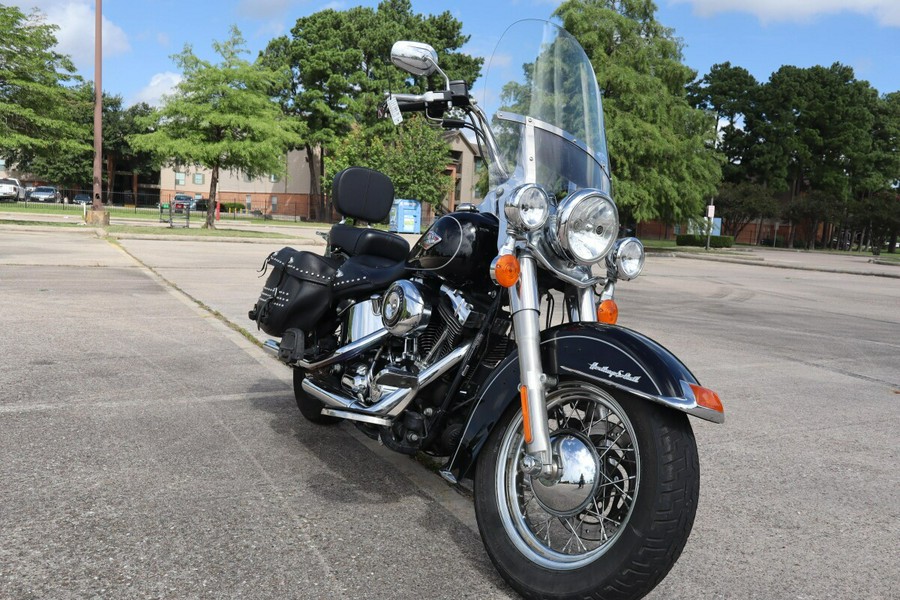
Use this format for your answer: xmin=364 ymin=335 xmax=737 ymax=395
xmin=1 ymin=225 xmax=898 ymax=599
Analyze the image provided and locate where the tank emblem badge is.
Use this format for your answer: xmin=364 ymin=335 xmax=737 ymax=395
xmin=421 ymin=230 xmax=442 ymax=250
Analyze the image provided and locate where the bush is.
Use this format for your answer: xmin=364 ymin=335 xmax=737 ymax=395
xmin=219 ymin=202 xmax=244 ymax=212
xmin=675 ymin=234 xmax=734 ymax=248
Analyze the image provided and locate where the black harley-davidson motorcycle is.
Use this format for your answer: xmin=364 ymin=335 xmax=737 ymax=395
xmin=249 ymin=20 xmax=724 ymax=600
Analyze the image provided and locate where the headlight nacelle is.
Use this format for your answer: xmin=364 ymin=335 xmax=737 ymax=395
xmin=504 ymin=184 xmax=550 ymax=231
xmin=554 ymin=189 xmax=619 ymax=265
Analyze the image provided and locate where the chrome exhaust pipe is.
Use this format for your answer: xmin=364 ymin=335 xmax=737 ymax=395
xmin=301 ymin=343 xmax=471 ymax=422
xmin=297 ymin=328 xmax=389 ymax=370
xmin=266 ymin=329 xmax=390 ymax=367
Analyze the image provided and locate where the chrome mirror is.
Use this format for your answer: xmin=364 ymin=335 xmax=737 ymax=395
xmin=390 ymin=41 xmax=439 ymax=77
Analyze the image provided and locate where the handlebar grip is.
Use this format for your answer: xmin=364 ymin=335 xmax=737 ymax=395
xmin=397 ymin=100 xmax=427 ymax=112
xmin=391 ymin=93 xmax=427 ymax=112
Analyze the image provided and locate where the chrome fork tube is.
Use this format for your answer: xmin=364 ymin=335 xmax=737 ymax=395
xmin=576 ymin=286 xmax=598 ymax=322
xmin=509 ymin=252 xmax=553 ymax=475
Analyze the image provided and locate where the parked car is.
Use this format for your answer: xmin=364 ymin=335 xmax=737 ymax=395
xmin=0 ymin=178 xmax=24 ymax=201
xmin=172 ymin=193 xmax=193 ymax=213
xmin=190 ymin=197 xmax=209 ymax=211
xmin=29 ymin=186 xmax=61 ymax=202
xmin=72 ymin=193 xmax=92 ymax=205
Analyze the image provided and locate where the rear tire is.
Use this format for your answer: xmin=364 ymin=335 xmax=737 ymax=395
xmin=293 ymin=368 xmax=342 ymax=425
xmin=474 ymin=380 xmax=699 ymax=600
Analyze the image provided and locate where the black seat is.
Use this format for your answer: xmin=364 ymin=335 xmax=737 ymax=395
xmin=332 ymin=255 xmax=408 ymax=300
xmin=329 ymin=167 xmax=410 ymax=261
xmin=330 ymin=223 xmax=409 ymax=262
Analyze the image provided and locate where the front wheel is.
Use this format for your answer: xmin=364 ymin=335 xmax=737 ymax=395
xmin=474 ymin=380 xmax=699 ymax=600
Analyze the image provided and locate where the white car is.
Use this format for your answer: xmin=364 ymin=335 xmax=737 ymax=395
xmin=0 ymin=178 xmax=24 ymax=201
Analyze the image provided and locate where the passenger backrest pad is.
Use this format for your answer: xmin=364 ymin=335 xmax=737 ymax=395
xmin=332 ymin=167 xmax=395 ymax=223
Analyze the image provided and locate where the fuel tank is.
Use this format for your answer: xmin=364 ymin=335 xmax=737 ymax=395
xmin=407 ymin=211 xmax=499 ymax=289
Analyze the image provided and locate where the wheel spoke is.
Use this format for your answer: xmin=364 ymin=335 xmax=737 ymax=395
xmin=597 ymin=470 xmax=635 ymax=500
xmin=593 ymin=498 xmax=610 ymax=541
xmin=561 ymin=518 xmax=588 ymax=553
xmin=597 ymin=429 xmax=629 ymax=462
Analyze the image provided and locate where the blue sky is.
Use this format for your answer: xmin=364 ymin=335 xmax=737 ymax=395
xmin=10 ymin=0 xmax=900 ymax=106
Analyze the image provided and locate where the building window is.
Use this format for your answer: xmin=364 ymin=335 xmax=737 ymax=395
xmin=269 ymin=174 xmax=280 ymax=183
xmin=0 ymin=159 xmax=6 ymax=169
xmin=175 ymin=172 xmax=185 ymax=186
xmin=193 ymin=173 xmax=204 ymax=185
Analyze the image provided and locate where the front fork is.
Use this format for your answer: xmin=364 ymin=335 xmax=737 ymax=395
xmin=509 ymin=252 xmax=598 ymax=479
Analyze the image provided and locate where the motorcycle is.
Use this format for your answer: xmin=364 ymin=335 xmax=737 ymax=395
xmin=249 ymin=19 xmax=724 ymax=600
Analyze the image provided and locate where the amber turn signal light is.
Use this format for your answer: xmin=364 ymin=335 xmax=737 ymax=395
xmin=688 ymin=383 xmax=724 ymax=414
xmin=492 ymin=254 xmax=520 ymax=288
xmin=597 ymin=299 xmax=619 ymax=324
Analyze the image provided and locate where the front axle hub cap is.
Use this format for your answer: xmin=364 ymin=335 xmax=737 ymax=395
xmin=531 ymin=432 xmax=600 ymax=517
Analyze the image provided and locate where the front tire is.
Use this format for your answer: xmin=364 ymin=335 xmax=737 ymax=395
xmin=293 ymin=368 xmax=342 ymax=425
xmin=474 ymin=380 xmax=699 ymax=600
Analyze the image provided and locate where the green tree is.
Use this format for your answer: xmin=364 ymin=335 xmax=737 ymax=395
xmin=27 ymin=83 xmax=127 ymax=191
xmin=714 ymin=182 xmax=778 ymax=240
xmin=554 ymin=0 xmax=722 ymax=224
xmin=130 ymin=27 xmax=303 ymax=228
xmin=113 ymin=102 xmax=157 ymax=199
xmin=326 ymin=116 xmax=452 ymax=210
xmin=744 ymin=64 xmax=879 ymax=246
xmin=688 ymin=62 xmax=759 ymax=183
xmin=855 ymin=190 xmax=900 ymax=255
xmin=0 ymin=5 xmax=89 ymax=172
xmin=260 ymin=0 xmax=481 ymax=219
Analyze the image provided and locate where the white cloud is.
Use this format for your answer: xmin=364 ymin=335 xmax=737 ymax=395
xmin=670 ymin=0 xmax=900 ymax=27
xmin=131 ymin=72 xmax=182 ymax=107
xmin=12 ymin=1 xmax=131 ymax=69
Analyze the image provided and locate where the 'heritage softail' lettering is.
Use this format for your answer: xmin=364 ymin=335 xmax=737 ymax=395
xmin=589 ymin=362 xmax=642 ymax=383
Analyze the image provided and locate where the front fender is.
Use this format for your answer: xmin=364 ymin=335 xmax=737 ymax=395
xmin=444 ymin=323 xmax=724 ymax=481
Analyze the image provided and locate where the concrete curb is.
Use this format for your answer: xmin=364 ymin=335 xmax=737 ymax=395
xmin=675 ymin=252 xmax=900 ymax=279
xmin=108 ymin=232 xmax=319 ymax=245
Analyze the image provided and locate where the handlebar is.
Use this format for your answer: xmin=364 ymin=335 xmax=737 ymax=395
xmin=392 ymin=91 xmax=451 ymax=112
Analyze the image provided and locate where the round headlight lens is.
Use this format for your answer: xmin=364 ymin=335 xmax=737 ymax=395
xmin=612 ymin=237 xmax=645 ymax=280
xmin=504 ymin=184 xmax=549 ymax=231
xmin=557 ymin=190 xmax=618 ymax=264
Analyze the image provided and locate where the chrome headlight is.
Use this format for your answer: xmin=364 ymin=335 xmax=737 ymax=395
xmin=555 ymin=190 xmax=618 ymax=264
xmin=609 ymin=237 xmax=645 ymax=280
xmin=504 ymin=184 xmax=549 ymax=231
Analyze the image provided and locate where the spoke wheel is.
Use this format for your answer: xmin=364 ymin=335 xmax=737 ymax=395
xmin=474 ymin=379 xmax=699 ymax=600
xmin=500 ymin=382 xmax=639 ymax=569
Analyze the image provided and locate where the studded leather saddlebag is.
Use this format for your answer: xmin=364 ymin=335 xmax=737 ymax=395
xmin=249 ymin=247 xmax=338 ymax=336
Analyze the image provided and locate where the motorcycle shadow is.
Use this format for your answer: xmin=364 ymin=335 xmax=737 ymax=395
xmin=244 ymin=380 xmax=510 ymax=592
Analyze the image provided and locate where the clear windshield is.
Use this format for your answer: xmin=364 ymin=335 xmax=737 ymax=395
xmin=479 ymin=20 xmax=610 ymax=198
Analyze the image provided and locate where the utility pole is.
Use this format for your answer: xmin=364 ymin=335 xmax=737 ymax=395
xmin=88 ymin=0 xmax=109 ymax=225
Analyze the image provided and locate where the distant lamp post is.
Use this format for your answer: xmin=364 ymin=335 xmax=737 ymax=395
xmin=88 ymin=0 xmax=109 ymax=225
